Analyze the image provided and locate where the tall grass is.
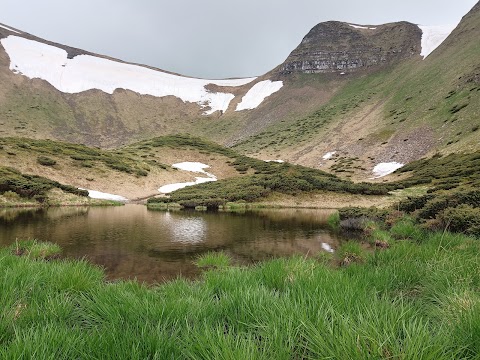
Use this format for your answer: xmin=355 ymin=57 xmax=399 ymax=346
xmin=0 ymin=227 xmax=479 ymax=358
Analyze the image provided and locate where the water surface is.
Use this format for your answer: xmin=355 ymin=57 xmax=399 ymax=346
xmin=0 ymin=205 xmax=341 ymax=283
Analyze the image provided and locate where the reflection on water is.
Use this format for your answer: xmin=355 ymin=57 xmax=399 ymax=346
xmin=0 ymin=205 xmax=343 ymax=283
xmin=163 ymin=212 xmax=207 ymax=244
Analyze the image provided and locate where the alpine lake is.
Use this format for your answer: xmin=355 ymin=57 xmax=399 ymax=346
xmin=0 ymin=204 xmax=347 ymax=284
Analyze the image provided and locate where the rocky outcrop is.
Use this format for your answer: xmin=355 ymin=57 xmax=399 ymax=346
xmin=280 ymin=21 xmax=422 ymax=74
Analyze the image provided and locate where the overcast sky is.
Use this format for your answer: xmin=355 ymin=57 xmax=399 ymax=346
xmin=1 ymin=0 xmax=477 ymax=79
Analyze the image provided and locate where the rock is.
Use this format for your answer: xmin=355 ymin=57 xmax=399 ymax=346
xmin=280 ymin=21 xmax=421 ymax=74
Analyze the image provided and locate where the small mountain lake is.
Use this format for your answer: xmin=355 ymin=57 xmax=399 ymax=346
xmin=0 ymin=205 xmax=346 ymax=283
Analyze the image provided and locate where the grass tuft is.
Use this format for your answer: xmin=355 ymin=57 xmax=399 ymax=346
xmin=196 ymin=252 xmax=232 ymax=268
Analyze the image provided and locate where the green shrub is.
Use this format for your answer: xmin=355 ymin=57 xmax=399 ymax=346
xmin=398 ymin=195 xmax=433 ymax=212
xmin=37 ymin=156 xmax=56 ymax=166
xmin=439 ymin=205 xmax=480 ymax=235
xmin=338 ymin=207 xmax=389 ymax=223
xmin=0 ymin=166 xmax=88 ymax=200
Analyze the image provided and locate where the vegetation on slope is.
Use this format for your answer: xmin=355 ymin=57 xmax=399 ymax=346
xmin=233 ymin=68 xmax=393 ymax=153
xmin=1 ymin=224 xmax=479 ymax=358
xmin=233 ymin=5 xmax=480 ymax=162
xmin=0 ymin=166 xmax=87 ymax=202
xmin=391 ymin=152 xmax=480 ymax=235
xmin=150 ymin=169 xmax=391 ymax=209
xmin=0 ymin=137 xmax=164 ymax=177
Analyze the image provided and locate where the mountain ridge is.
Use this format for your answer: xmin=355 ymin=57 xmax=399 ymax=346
xmin=0 ymin=2 xmax=478 ymax=181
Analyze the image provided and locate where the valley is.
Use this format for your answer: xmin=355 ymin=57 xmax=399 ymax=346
xmin=0 ymin=1 xmax=479 ymax=358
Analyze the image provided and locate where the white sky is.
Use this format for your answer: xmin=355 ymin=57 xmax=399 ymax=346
xmin=1 ymin=0 xmax=477 ymax=78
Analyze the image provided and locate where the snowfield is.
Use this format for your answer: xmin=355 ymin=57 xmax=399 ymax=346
xmin=159 ymin=162 xmax=217 ymax=194
xmin=419 ymin=24 xmax=458 ymax=58
xmin=372 ymin=162 xmax=404 ymax=178
xmin=1 ymin=36 xmax=256 ymax=115
xmin=79 ymin=188 xmax=128 ymax=202
xmin=236 ymin=80 xmax=283 ymax=111
xmin=0 ymin=24 xmax=20 ymax=34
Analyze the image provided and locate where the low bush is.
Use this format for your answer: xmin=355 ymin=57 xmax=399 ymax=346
xmin=0 ymin=166 xmax=88 ymax=201
xmin=37 ymin=156 xmax=56 ymax=166
xmin=438 ymin=205 xmax=480 ymax=236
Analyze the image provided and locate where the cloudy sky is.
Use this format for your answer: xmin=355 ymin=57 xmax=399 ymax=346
xmin=1 ymin=0 xmax=477 ymax=79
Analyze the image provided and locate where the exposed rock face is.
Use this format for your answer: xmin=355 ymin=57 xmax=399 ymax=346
xmin=281 ymin=21 xmax=422 ymax=74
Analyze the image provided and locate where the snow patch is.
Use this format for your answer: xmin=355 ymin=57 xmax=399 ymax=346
xmin=322 ymin=151 xmax=336 ymax=160
xmin=419 ymin=23 xmax=458 ymax=58
xmin=236 ymin=80 xmax=283 ymax=111
xmin=372 ymin=162 xmax=404 ymax=178
xmin=0 ymin=24 xmax=20 ymax=34
xmin=79 ymin=188 xmax=128 ymax=202
xmin=264 ymin=160 xmax=285 ymax=163
xmin=0 ymin=36 xmax=256 ymax=115
xmin=322 ymin=243 xmax=334 ymax=253
xmin=159 ymin=162 xmax=217 ymax=194
xmin=349 ymin=24 xmax=377 ymax=30
xmin=172 ymin=162 xmax=212 ymax=174
xmin=158 ymin=177 xmax=216 ymax=194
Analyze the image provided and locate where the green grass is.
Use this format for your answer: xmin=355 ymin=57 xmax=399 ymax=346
xmin=196 ymin=252 xmax=232 ymax=268
xmin=0 ymin=224 xmax=479 ymax=358
xmin=327 ymin=211 xmax=340 ymax=230
xmin=10 ymin=239 xmax=61 ymax=260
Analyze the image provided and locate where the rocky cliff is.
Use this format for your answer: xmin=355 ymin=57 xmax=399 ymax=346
xmin=280 ymin=21 xmax=422 ymax=74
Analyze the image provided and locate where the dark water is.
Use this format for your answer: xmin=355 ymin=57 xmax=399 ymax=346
xmin=0 ymin=205 xmax=343 ymax=283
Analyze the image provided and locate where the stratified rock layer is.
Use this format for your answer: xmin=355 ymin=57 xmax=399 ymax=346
xmin=281 ymin=21 xmax=422 ymax=74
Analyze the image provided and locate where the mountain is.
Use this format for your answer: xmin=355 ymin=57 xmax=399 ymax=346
xmin=234 ymin=2 xmax=480 ymax=179
xmin=0 ymin=2 xmax=479 ymax=181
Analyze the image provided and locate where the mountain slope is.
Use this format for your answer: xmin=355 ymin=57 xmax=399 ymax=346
xmin=234 ymin=2 xmax=480 ymax=179
xmin=0 ymin=17 xmax=430 ymax=148
xmin=0 ymin=2 xmax=478 ymax=180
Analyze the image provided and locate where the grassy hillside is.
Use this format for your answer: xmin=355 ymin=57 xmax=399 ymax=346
xmin=0 ymin=136 xmax=253 ymax=201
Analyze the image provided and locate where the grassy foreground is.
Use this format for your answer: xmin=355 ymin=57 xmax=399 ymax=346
xmin=1 ymin=228 xmax=479 ymax=359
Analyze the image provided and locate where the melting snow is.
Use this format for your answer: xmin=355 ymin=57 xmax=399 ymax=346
xmin=322 ymin=243 xmax=334 ymax=253
xmin=419 ymin=23 xmax=458 ymax=58
xmin=236 ymin=80 xmax=283 ymax=111
xmin=0 ymin=24 xmax=20 ymax=34
xmin=322 ymin=152 xmax=336 ymax=160
xmin=159 ymin=162 xmax=217 ymax=194
xmin=79 ymin=188 xmax=128 ymax=202
xmin=372 ymin=162 xmax=404 ymax=178
xmin=0 ymin=36 xmax=256 ymax=115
